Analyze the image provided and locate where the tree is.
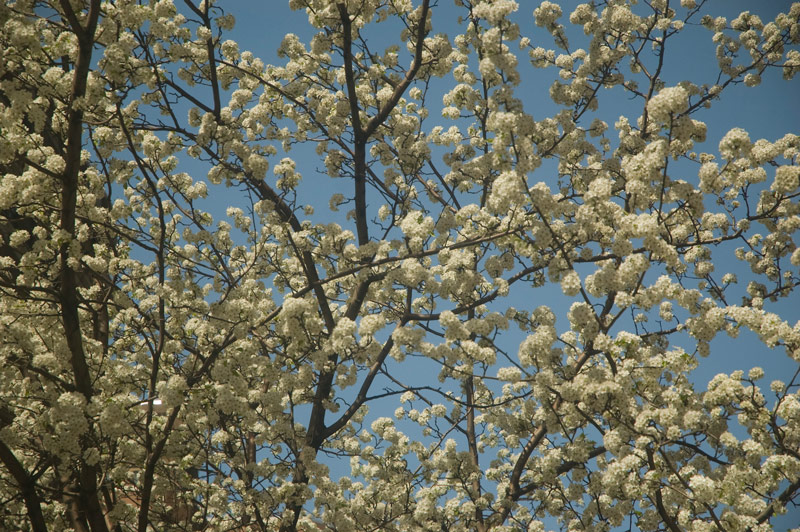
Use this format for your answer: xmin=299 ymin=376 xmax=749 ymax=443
xmin=1 ymin=0 xmax=799 ymax=530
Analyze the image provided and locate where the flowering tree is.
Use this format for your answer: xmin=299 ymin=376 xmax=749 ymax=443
xmin=1 ymin=0 xmax=799 ymax=530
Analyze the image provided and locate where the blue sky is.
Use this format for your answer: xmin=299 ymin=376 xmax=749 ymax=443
xmin=220 ymin=0 xmax=800 ymax=387
xmin=229 ymin=0 xmax=800 ymax=137
xmin=169 ymin=1 xmax=800 ymax=528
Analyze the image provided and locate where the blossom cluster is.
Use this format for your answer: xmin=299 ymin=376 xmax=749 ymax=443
xmin=0 ymin=0 xmax=799 ymax=531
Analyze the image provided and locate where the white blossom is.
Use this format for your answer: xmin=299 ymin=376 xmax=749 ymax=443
xmin=1 ymin=1 xmax=798 ymax=530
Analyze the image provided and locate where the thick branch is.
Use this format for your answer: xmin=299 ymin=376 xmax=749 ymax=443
xmin=648 ymin=450 xmax=683 ymax=532
xmin=137 ymin=406 xmax=183 ymax=532
xmin=0 ymin=439 xmax=48 ymax=532
xmin=362 ymin=0 xmax=431 ymax=139
xmin=753 ymin=475 xmax=800 ymax=528
xmin=492 ymin=349 xmax=593 ymax=526
xmin=57 ymin=0 xmax=100 ymax=402
xmin=323 ymin=336 xmax=396 ymax=440
xmin=337 ymin=3 xmax=369 ymax=245
xmin=465 ymin=372 xmax=486 ymax=532
xmin=56 ymin=1 xmax=108 ymax=531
